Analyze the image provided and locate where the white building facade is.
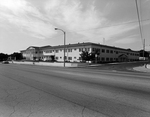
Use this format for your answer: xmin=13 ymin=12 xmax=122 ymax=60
xmin=21 ymin=42 xmax=140 ymax=63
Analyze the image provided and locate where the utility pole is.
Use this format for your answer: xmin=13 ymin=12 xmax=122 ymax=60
xmin=135 ymin=0 xmax=145 ymax=58
xmin=143 ymin=38 xmax=145 ymax=58
xmin=103 ymin=38 xmax=105 ymax=45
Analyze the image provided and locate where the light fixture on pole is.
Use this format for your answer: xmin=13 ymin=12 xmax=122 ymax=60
xmin=55 ymin=28 xmax=66 ymax=67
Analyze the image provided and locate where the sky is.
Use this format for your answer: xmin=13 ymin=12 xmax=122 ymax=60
xmin=0 ymin=0 xmax=150 ymax=54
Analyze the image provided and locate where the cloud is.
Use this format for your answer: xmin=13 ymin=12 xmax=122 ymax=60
xmin=45 ymin=0 xmax=103 ymax=31
xmin=145 ymin=46 xmax=150 ymax=51
xmin=98 ymin=23 xmax=138 ymax=39
xmin=44 ymin=0 xmax=142 ymax=44
xmin=0 ymin=0 xmax=148 ymax=42
xmin=71 ymin=21 xmax=139 ymax=43
xmin=114 ymin=35 xmax=137 ymax=44
xmin=0 ymin=0 xmax=56 ymax=39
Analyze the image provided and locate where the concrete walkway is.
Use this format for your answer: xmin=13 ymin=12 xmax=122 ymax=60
xmin=0 ymin=74 xmax=107 ymax=117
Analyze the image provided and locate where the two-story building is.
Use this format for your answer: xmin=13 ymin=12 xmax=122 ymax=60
xmin=21 ymin=42 xmax=140 ymax=62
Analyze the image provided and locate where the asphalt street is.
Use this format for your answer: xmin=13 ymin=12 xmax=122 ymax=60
xmin=0 ymin=63 xmax=150 ymax=117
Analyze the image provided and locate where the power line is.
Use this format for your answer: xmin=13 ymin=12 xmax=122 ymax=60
xmin=135 ymin=0 xmax=144 ymax=44
xmin=135 ymin=0 xmax=145 ymax=57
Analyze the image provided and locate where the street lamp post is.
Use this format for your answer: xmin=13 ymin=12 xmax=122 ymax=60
xmin=55 ymin=28 xmax=66 ymax=67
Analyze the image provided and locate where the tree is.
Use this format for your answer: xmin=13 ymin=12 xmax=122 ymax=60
xmin=80 ymin=49 xmax=101 ymax=63
xmin=0 ymin=53 xmax=8 ymax=61
xmin=80 ymin=51 xmax=91 ymax=62
xmin=90 ymin=49 xmax=100 ymax=63
xmin=10 ymin=52 xmax=23 ymax=60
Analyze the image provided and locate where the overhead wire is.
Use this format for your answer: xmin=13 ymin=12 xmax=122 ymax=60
xmin=135 ymin=0 xmax=144 ymax=45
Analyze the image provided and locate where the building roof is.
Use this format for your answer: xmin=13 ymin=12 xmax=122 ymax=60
xmin=20 ymin=42 xmax=139 ymax=53
xmin=26 ymin=46 xmax=40 ymax=50
xmin=40 ymin=45 xmax=51 ymax=49
xmin=40 ymin=42 xmax=138 ymax=52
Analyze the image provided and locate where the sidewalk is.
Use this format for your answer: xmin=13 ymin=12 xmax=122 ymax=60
xmin=133 ymin=64 xmax=150 ymax=73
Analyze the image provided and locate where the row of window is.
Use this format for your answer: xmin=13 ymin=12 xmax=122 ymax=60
xmin=94 ymin=48 xmax=139 ymax=56
xmin=44 ymin=49 xmax=73 ymax=53
xmin=79 ymin=48 xmax=90 ymax=52
xmin=44 ymin=47 xmax=139 ymax=57
xmin=25 ymin=51 xmax=43 ymax=54
xmin=41 ymin=56 xmax=139 ymax=62
xmin=25 ymin=48 xmax=139 ymax=57
xmin=43 ymin=48 xmax=90 ymax=53
xmin=55 ymin=56 xmax=77 ymax=60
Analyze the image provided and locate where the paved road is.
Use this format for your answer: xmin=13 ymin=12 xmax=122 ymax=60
xmin=0 ymin=63 xmax=150 ymax=117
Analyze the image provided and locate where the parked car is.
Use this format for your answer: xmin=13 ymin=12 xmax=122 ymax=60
xmin=2 ymin=61 xmax=9 ymax=64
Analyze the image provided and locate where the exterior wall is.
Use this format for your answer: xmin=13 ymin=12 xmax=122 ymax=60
xmin=21 ymin=47 xmax=42 ymax=60
xmin=90 ymin=45 xmax=139 ymax=62
xmin=21 ymin=43 xmax=140 ymax=63
xmin=41 ymin=45 xmax=92 ymax=62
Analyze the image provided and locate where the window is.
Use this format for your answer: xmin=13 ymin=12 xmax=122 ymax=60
xmin=68 ymin=57 xmax=72 ymax=60
xmin=116 ymin=51 xmax=118 ymax=54
xmin=106 ymin=58 xmax=109 ymax=61
xmin=102 ymin=57 xmax=105 ymax=61
xmin=110 ymin=50 xmax=113 ymax=53
xmin=106 ymin=50 xmax=109 ymax=53
xmin=102 ymin=49 xmax=105 ymax=53
xmin=79 ymin=48 xmax=82 ymax=52
xmin=74 ymin=48 xmax=76 ymax=51
xmin=110 ymin=58 xmax=113 ymax=61
xmin=87 ymin=48 xmax=90 ymax=51
xmin=74 ymin=57 xmax=76 ymax=59
xmin=60 ymin=57 xmax=62 ymax=59
xmin=68 ymin=49 xmax=72 ymax=52
xmin=55 ymin=57 xmax=58 ymax=59
xmin=55 ymin=50 xmax=59 ymax=53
